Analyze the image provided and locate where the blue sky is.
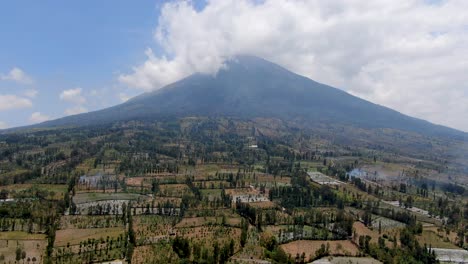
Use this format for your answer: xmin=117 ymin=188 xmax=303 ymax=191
xmin=1 ymin=0 xmax=467 ymax=131
xmin=0 ymin=0 xmax=197 ymax=128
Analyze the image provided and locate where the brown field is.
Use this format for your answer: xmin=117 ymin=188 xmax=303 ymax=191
xmin=225 ymin=188 xmax=256 ymax=195
xmin=416 ymin=230 xmax=459 ymax=249
xmin=313 ymin=256 xmax=382 ymax=264
xmin=59 ymin=215 xmax=125 ymax=229
xmin=159 ymin=184 xmax=191 ymax=196
xmin=55 ymin=227 xmax=125 ymax=246
xmin=0 ymin=232 xmax=46 ymax=263
xmin=352 ymin=221 xmax=397 ymax=248
xmin=176 ymin=216 xmax=242 ymax=228
xmin=353 ymin=222 xmax=380 ymax=242
xmin=247 ymin=201 xmax=276 ymax=208
xmin=133 ymin=215 xmax=176 ymax=243
xmin=176 ymin=226 xmax=241 ymax=247
xmin=280 ymin=240 xmax=359 ymax=258
xmin=132 ymin=244 xmax=179 ymax=264
xmin=126 ymin=176 xmax=152 ymax=187
xmin=254 ymin=173 xmax=291 ymax=185
xmin=196 ymin=180 xmax=228 ymax=189
xmin=423 ymin=225 xmax=458 ymax=244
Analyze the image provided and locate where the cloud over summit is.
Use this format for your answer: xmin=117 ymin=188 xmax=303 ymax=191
xmin=119 ymin=0 xmax=468 ymax=131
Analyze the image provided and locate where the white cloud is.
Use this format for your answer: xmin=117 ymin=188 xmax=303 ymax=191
xmin=23 ymin=89 xmax=38 ymax=98
xmin=0 ymin=121 xmax=8 ymax=129
xmin=64 ymin=106 xmax=88 ymax=116
xmin=29 ymin=112 xmax=50 ymax=123
xmin=0 ymin=95 xmax=33 ymax=111
xmin=60 ymin=88 xmax=87 ymax=104
xmin=118 ymin=93 xmax=131 ymax=102
xmin=119 ymin=0 xmax=468 ymax=131
xmin=1 ymin=67 xmax=33 ymax=84
xmin=60 ymin=88 xmax=89 ymax=116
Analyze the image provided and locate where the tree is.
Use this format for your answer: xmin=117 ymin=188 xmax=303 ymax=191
xmin=15 ymin=247 xmax=22 ymax=262
xmin=172 ymin=236 xmax=191 ymax=259
xmin=240 ymin=219 xmax=248 ymax=247
xmin=213 ymin=241 xmax=219 ymax=264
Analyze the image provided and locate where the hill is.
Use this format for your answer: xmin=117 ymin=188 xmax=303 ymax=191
xmin=23 ymin=55 xmax=465 ymax=140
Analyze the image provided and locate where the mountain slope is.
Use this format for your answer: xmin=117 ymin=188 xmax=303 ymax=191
xmin=18 ymin=55 xmax=466 ymax=139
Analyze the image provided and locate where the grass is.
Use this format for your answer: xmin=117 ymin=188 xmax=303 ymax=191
xmin=416 ymin=230 xmax=460 ymax=249
xmin=0 ymin=231 xmax=46 ymax=240
xmin=200 ymin=189 xmax=222 ymax=196
xmin=0 ymin=184 xmax=67 ymax=199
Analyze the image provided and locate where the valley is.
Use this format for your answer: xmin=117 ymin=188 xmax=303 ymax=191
xmin=0 ymin=117 xmax=466 ymax=263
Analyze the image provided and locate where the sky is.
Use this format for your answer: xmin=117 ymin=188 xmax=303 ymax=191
xmin=1 ymin=0 xmax=467 ymax=131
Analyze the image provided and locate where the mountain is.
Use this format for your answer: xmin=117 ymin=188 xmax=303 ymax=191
xmin=12 ymin=55 xmax=467 ymax=139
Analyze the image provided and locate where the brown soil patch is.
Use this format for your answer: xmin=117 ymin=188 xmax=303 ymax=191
xmin=281 ymin=240 xmax=358 ymax=258
xmin=55 ymin=227 xmax=124 ymax=246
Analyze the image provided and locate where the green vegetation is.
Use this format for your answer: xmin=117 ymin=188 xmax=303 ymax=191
xmin=0 ymin=117 xmax=466 ymax=263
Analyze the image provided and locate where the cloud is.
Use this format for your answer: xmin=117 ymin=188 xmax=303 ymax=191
xmin=60 ymin=88 xmax=89 ymax=116
xmin=119 ymin=0 xmax=468 ymax=131
xmin=118 ymin=93 xmax=131 ymax=102
xmin=29 ymin=112 xmax=50 ymax=123
xmin=60 ymin=88 xmax=87 ymax=104
xmin=0 ymin=94 xmax=33 ymax=111
xmin=23 ymin=89 xmax=38 ymax=98
xmin=0 ymin=121 xmax=7 ymax=129
xmin=1 ymin=67 xmax=33 ymax=84
xmin=64 ymin=106 xmax=88 ymax=116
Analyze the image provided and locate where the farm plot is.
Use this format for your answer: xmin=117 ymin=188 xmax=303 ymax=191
xmin=371 ymin=215 xmax=406 ymax=230
xmin=311 ymin=257 xmax=382 ymax=264
xmin=381 ymin=200 xmax=444 ymax=223
xmin=72 ymin=192 xmax=149 ymax=215
xmin=232 ymin=194 xmax=270 ymax=203
xmin=280 ymin=240 xmax=359 ymax=259
xmin=431 ymin=248 xmax=468 ymax=263
xmin=176 ymin=216 xmax=242 ymax=228
xmin=78 ymin=173 xmax=117 ymax=190
xmin=247 ymin=201 xmax=276 ymax=209
xmin=73 ymin=192 xmax=146 ymax=204
xmin=133 ymin=215 xmax=177 ymax=245
xmin=271 ymin=225 xmax=335 ymax=243
xmin=196 ymin=180 xmax=229 ymax=189
xmin=200 ymin=189 xmax=222 ymax=201
xmin=60 ymin=215 xmax=125 ymax=229
xmin=55 ymin=227 xmax=125 ymax=247
xmin=176 ymin=225 xmax=241 ymax=251
xmin=132 ymin=243 xmax=179 ymax=264
xmin=227 ymin=188 xmax=269 ymax=203
xmin=308 ymin=172 xmax=343 ymax=185
xmin=0 ymin=183 xmax=67 ymax=200
xmin=416 ymin=230 xmax=459 ymax=249
xmin=0 ymin=232 xmax=46 ymax=264
xmin=245 ymin=173 xmax=291 ymax=188
xmin=352 ymin=222 xmax=394 ymax=248
xmin=53 ymin=227 xmax=126 ymax=263
xmin=74 ymin=199 xmax=131 ymax=215
xmin=159 ymin=184 xmax=193 ymax=197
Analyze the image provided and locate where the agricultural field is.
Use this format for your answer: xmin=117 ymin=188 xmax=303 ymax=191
xmin=280 ymin=240 xmax=359 ymax=260
xmin=0 ymin=232 xmax=46 ymax=264
xmin=0 ymin=118 xmax=466 ymax=263
xmin=311 ymin=257 xmax=382 ymax=264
